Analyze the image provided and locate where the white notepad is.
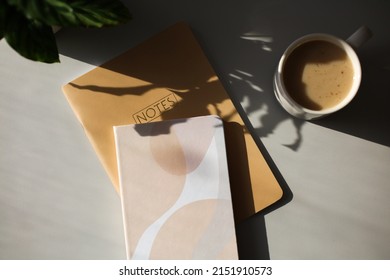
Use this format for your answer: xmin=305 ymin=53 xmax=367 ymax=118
xmin=113 ymin=115 xmax=238 ymax=259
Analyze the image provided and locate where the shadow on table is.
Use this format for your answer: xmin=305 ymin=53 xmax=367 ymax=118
xmin=57 ymin=0 xmax=390 ymax=260
xmin=310 ymin=45 xmax=390 ymax=147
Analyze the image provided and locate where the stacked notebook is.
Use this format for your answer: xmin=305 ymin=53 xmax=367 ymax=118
xmin=114 ymin=116 xmax=238 ymax=259
xmin=62 ymin=22 xmax=283 ymax=259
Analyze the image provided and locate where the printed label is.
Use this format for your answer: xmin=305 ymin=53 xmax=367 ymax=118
xmin=132 ymin=93 xmax=178 ymax=124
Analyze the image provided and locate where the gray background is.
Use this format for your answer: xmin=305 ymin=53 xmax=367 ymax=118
xmin=1 ymin=0 xmax=390 ymax=259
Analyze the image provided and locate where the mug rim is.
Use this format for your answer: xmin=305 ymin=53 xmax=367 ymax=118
xmin=277 ymin=33 xmax=362 ymax=116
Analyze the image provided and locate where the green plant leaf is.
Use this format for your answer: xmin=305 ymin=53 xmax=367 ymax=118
xmin=71 ymin=0 xmax=132 ymax=27
xmin=2 ymin=0 xmax=131 ymax=63
xmin=4 ymin=6 xmax=59 ymax=63
xmin=6 ymin=0 xmax=131 ymax=27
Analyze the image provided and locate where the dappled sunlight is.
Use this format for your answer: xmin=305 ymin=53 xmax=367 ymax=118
xmin=224 ymin=32 xmax=307 ymax=152
xmin=229 ymin=70 xmax=264 ymax=92
xmin=206 ymin=76 xmax=219 ymax=83
xmin=240 ymin=33 xmax=274 ymax=52
xmin=228 ymin=66 xmax=305 ymax=151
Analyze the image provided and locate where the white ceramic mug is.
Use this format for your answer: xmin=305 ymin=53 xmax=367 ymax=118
xmin=273 ymin=26 xmax=372 ymax=120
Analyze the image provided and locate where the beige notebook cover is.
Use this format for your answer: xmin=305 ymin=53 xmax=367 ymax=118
xmin=62 ymin=22 xmax=282 ymax=221
xmin=114 ymin=116 xmax=238 ymax=259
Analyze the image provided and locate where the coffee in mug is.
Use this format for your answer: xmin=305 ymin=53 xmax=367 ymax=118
xmin=274 ymin=27 xmax=371 ymax=120
xmin=283 ymin=40 xmax=354 ymax=110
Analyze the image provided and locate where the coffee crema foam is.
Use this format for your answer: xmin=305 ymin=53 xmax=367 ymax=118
xmin=283 ymin=40 xmax=354 ymax=110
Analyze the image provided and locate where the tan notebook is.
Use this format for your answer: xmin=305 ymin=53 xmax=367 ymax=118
xmin=62 ymin=22 xmax=282 ymax=221
xmin=114 ymin=116 xmax=238 ymax=259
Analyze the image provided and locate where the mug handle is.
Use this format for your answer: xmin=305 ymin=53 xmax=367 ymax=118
xmin=346 ymin=26 xmax=373 ymax=49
